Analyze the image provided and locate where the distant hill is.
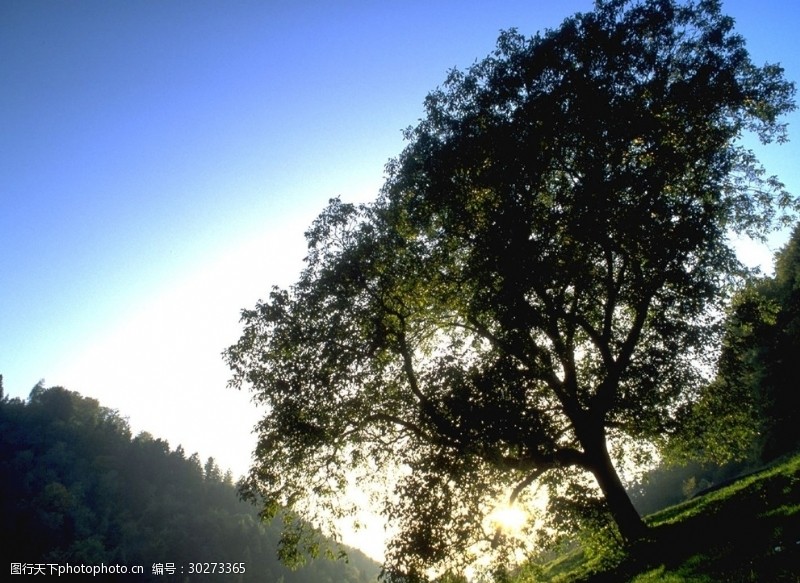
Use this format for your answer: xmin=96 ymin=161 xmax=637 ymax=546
xmin=0 ymin=384 xmax=380 ymax=582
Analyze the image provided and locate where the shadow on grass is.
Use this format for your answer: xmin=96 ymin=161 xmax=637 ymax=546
xmin=565 ymin=454 xmax=800 ymax=582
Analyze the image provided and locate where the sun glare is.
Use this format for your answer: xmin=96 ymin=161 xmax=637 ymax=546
xmin=488 ymin=504 xmax=528 ymax=533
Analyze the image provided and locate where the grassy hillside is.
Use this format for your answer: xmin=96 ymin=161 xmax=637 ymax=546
xmin=515 ymin=453 xmax=800 ymax=582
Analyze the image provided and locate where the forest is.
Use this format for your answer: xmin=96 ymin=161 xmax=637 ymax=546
xmin=0 ymin=383 xmax=380 ymax=582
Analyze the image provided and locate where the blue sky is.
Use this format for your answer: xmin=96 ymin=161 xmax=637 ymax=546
xmin=2 ymin=0 xmax=799 ymax=559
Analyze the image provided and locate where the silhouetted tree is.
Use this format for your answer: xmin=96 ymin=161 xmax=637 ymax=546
xmin=225 ymin=0 xmax=795 ymax=578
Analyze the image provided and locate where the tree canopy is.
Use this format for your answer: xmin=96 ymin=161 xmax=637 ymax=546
xmin=225 ymin=0 xmax=796 ymax=579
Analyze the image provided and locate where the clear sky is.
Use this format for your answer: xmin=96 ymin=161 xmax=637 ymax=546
xmin=2 ymin=0 xmax=799 ymax=561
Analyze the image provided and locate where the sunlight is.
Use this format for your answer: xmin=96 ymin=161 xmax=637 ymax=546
xmin=488 ymin=504 xmax=529 ymax=534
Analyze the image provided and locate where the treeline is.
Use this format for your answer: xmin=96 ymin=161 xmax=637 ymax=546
xmin=630 ymin=223 xmax=800 ymax=516
xmin=0 ymin=383 xmax=379 ymax=582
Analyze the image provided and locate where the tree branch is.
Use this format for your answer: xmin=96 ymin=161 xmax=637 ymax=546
xmin=355 ymin=412 xmax=431 ymax=443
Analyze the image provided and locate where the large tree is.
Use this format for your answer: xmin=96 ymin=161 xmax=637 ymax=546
xmin=225 ymin=0 xmax=795 ymax=578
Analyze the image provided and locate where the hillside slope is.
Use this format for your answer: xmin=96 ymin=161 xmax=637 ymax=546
xmin=519 ymin=454 xmax=800 ymax=582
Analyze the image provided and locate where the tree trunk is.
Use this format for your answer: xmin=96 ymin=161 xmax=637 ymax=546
xmin=584 ymin=428 xmax=648 ymax=544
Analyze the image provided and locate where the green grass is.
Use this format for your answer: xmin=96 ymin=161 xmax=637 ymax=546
xmin=513 ymin=453 xmax=800 ymax=582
